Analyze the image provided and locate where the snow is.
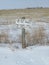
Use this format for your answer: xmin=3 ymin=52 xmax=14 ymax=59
xmin=0 ymin=46 xmax=49 ymax=65
xmin=0 ymin=19 xmax=49 ymax=65
xmin=0 ymin=20 xmax=49 ymax=44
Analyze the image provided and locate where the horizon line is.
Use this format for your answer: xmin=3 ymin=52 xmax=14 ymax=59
xmin=0 ymin=7 xmax=49 ymax=10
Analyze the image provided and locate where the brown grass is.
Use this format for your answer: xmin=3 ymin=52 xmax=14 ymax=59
xmin=0 ymin=32 xmax=9 ymax=43
xmin=21 ymin=26 xmax=46 ymax=46
xmin=0 ymin=8 xmax=49 ymax=21
xmin=32 ymin=26 xmax=46 ymax=45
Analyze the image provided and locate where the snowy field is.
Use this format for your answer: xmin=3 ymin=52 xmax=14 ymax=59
xmin=0 ymin=19 xmax=49 ymax=65
xmin=0 ymin=19 xmax=49 ymax=44
xmin=0 ymin=46 xmax=49 ymax=65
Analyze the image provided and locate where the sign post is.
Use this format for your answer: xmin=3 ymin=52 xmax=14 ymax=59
xmin=22 ymin=28 xmax=26 ymax=48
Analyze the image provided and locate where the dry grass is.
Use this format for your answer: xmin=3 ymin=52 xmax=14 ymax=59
xmin=0 ymin=8 xmax=49 ymax=22
xmin=31 ymin=26 xmax=46 ymax=45
xmin=0 ymin=32 xmax=9 ymax=43
xmin=0 ymin=8 xmax=49 ymax=46
xmin=25 ymin=26 xmax=46 ymax=46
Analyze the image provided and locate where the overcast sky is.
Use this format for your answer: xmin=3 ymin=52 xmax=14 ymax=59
xmin=0 ymin=0 xmax=49 ymax=9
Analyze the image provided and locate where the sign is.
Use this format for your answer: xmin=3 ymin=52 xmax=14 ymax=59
xmin=16 ymin=19 xmax=32 ymax=29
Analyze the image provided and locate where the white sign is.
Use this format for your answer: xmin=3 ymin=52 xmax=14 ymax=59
xmin=16 ymin=19 xmax=32 ymax=28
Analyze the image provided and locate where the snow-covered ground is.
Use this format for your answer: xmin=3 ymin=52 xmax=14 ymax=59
xmin=0 ymin=46 xmax=49 ymax=65
xmin=0 ymin=21 xmax=49 ymax=43
xmin=0 ymin=19 xmax=49 ymax=65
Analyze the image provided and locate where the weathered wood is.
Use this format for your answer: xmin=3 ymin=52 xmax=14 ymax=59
xmin=22 ymin=28 xmax=26 ymax=48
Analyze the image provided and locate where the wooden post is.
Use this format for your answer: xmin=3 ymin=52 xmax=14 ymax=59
xmin=22 ymin=28 xmax=26 ymax=48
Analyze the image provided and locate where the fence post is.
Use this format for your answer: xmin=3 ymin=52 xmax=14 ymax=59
xmin=22 ymin=28 xmax=26 ymax=48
